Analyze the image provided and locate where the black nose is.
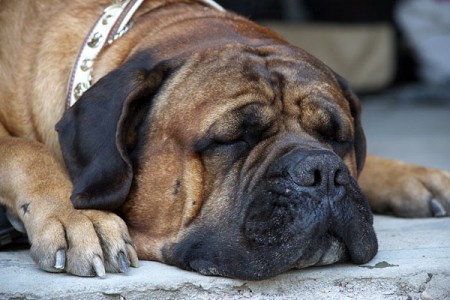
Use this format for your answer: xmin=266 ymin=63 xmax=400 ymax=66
xmin=242 ymin=150 xmax=352 ymax=247
xmin=267 ymin=149 xmax=350 ymax=194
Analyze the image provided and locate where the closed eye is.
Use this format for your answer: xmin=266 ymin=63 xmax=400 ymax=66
xmin=193 ymin=102 xmax=275 ymax=156
xmin=299 ymin=98 xmax=353 ymax=157
xmin=193 ymin=135 xmax=248 ymax=154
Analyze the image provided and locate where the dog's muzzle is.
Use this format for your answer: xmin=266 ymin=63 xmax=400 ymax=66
xmin=244 ymin=150 xmax=350 ymax=245
xmin=168 ymin=149 xmax=378 ymax=280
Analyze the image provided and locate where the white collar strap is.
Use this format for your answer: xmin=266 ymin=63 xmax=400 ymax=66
xmin=66 ymin=0 xmax=225 ymax=108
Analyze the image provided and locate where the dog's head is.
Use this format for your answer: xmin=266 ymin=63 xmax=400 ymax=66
xmin=57 ymin=10 xmax=377 ymax=280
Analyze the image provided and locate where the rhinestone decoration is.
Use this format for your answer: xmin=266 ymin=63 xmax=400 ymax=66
xmin=87 ymin=32 xmax=103 ymax=48
xmin=80 ymin=59 xmax=94 ymax=72
xmin=74 ymin=82 xmax=89 ymax=100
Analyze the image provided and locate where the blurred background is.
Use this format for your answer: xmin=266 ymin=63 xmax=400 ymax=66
xmin=218 ymin=0 xmax=450 ymax=171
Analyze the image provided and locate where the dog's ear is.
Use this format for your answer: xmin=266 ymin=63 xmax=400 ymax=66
xmin=56 ymin=53 xmax=175 ymax=210
xmin=334 ymin=73 xmax=367 ymax=176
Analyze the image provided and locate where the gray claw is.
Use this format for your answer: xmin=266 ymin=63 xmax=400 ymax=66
xmin=126 ymin=244 xmax=139 ymax=268
xmin=430 ymin=198 xmax=447 ymax=217
xmin=93 ymin=256 xmax=106 ymax=277
xmin=118 ymin=251 xmax=130 ymax=273
xmin=54 ymin=249 xmax=66 ymax=270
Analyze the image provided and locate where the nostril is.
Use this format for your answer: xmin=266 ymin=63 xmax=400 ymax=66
xmin=295 ymin=164 xmax=348 ymax=188
xmin=313 ymin=169 xmax=322 ymax=186
xmin=267 ymin=150 xmax=351 ymax=190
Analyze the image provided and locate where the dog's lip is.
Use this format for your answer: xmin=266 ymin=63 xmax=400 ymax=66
xmin=294 ymin=234 xmax=348 ymax=269
xmin=318 ymin=235 xmax=348 ymax=265
xmin=189 ymin=259 xmax=222 ymax=276
xmin=186 ymin=233 xmax=349 ymax=278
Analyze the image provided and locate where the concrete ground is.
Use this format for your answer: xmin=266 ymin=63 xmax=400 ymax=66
xmin=1 ymin=91 xmax=450 ymax=299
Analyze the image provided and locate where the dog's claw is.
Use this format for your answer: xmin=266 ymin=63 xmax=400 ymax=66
xmin=118 ymin=251 xmax=130 ymax=273
xmin=126 ymin=244 xmax=139 ymax=268
xmin=93 ymin=256 xmax=106 ymax=277
xmin=430 ymin=198 xmax=447 ymax=217
xmin=54 ymin=249 xmax=66 ymax=270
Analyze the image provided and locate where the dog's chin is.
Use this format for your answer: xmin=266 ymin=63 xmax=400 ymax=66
xmin=186 ymin=249 xmax=348 ymax=278
xmin=165 ymin=199 xmax=375 ymax=281
xmin=168 ymin=230 xmax=350 ymax=280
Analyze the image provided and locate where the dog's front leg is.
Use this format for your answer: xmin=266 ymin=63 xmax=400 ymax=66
xmin=0 ymin=137 xmax=138 ymax=276
xmin=359 ymin=154 xmax=450 ymax=217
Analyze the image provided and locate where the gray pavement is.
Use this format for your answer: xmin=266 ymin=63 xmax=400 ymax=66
xmin=1 ymin=216 xmax=449 ymax=299
xmin=362 ymin=95 xmax=450 ymax=171
xmin=1 ymin=95 xmax=450 ymax=299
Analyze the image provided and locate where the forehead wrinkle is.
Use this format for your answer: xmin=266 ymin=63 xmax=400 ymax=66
xmin=148 ymin=51 xmax=283 ymax=147
xmin=193 ymin=55 xmax=275 ymax=134
xmin=305 ymin=82 xmax=354 ymax=126
xmin=197 ymin=96 xmax=270 ymax=137
xmin=266 ymin=53 xmax=337 ymax=93
xmin=265 ymin=60 xmax=354 ymax=141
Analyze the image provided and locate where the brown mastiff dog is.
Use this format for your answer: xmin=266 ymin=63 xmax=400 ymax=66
xmin=1 ymin=0 xmax=449 ymax=280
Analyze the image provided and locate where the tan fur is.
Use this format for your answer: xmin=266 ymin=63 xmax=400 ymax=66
xmin=360 ymin=156 xmax=450 ymax=217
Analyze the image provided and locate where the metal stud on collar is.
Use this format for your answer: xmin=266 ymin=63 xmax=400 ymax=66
xmin=66 ymin=0 xmax=145 ymax=108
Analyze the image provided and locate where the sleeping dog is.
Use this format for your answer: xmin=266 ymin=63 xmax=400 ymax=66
xmin=1 ymin=0 xmax=449 ymax=280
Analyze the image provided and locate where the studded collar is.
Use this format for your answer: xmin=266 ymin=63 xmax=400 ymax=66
xmin=66 ymin=0 xmax=225 ymax=108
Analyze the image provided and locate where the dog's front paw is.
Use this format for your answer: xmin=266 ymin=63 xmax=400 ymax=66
xmin=360 ymin=157 xmax=450 ymax=217
xmin=29 ymin=209 xmax=138 ymax=277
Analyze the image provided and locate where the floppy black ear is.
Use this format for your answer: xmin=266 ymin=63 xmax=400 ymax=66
xmin=56 ymin=53 xmax=174 ymax=210
xmin=334 ymin=73 xmax=367 ymax=176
